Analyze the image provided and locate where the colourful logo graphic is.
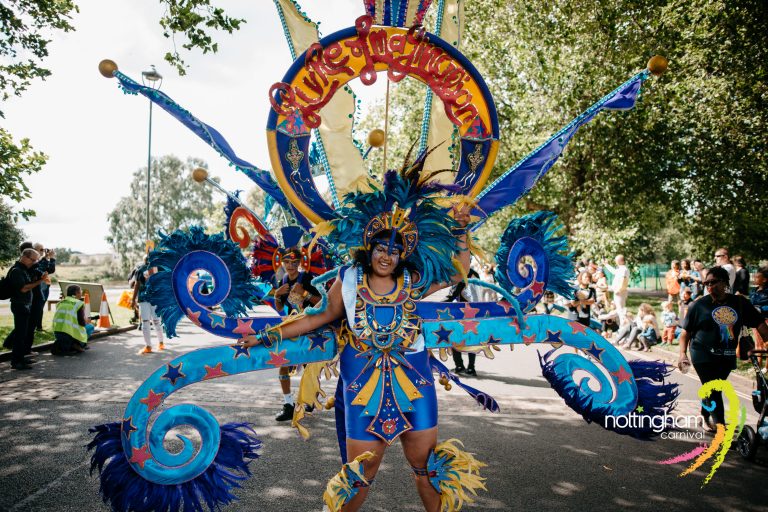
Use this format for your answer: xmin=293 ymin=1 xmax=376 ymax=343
xmin=657 ymin=379 xmax=746 ymax=486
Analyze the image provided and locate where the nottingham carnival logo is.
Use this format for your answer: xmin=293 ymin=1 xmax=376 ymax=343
xmin=606 ymin=379 xmax=745 ymax=486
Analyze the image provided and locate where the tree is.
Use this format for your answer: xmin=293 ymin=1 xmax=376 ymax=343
xmin=0 ymin=200 xmax=24 ymax=265
xmin=107 ymin=155 xmax=215 ymax=273
xmin=154 ymin=0 xmax=768 ymax=263
xmin=1 ymin=1 xmax=78 ymax=219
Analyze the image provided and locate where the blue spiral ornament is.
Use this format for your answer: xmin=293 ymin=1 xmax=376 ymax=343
xmin=495 ymin=211 xmax=574 ymax=312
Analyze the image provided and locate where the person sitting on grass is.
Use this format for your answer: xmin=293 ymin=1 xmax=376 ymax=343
xmin=51 ymin=285 xmax=94 ymax=355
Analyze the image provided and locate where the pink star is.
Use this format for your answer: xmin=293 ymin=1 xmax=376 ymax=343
xmin=461 ymin=320 xmax=480 ymax=334
xmin=611 ymin=366 xmax=633 ymax=385
xmin=203 ymin=362 xmax=229 ymax=380
xmin=267 ymin=349 xmax=290 ymax=367
xmin=186 ymin=308 xmax=202 ymax=327
xmin=233 ymin=318 xmax=256 ymax=336
xmin=460 ymin=304 xmax=480 ymax=319
xmin=508 ymin=318 xmax=520 ymax=334
xmin=498 ymin=300 xmax=512 ymax=314
xmin=130 ymin=444 xmax=153 ymax=469
xmin=139 ymin=389 xmax=165 ymax=412
xmin=522 ymin=334 xmax=536 ymax=346
xmin=568 ymin=321 xmax=588 ymax=335
xmin=529 ymin=280 xmax=545 ymax=296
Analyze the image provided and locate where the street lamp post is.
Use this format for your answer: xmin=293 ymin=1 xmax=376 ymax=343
xmin=141 ymin=65 xmax=162 ymax=245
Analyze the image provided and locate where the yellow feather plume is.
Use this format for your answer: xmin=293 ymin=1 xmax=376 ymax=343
xmin=323 ymin=451 xmax=376 ymax=511
xmin=292 ymin=360 xmax=338 ymax=440
xmin=434 ymin=439 xmax=487 ymax=512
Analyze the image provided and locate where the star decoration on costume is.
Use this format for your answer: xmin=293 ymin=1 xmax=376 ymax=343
xmin=528 ymin=280 xmax=545 ymax=296
xmin=129 ymin=444 xmax=153 ymax=469
xmin=461 ymin=320 xmax=479 ymax=334
xmin=209 ymin=313 xmax=227 ymax=328
xmin=186 ymin=308 xmax=202 ymax=327
xmin=139 ymin=389 xmax=165 ymax=412
xmin=508 ymin=318 xmax=520 ymax=334
xmin=203 ymin=362 xmax=229 ymax=380
xmin=568 ymin=321 xmax=588 ymax=335
xmin=636 ymin=405 xmax=645 ymax=414
xmin=121 ymin=417 xmax=137 ymax=440
xmin=433 ymin=324 xmax=454 ymax=345
xmin=233 ymin=318 xmax=256 ymax=336
xmin=611 ymin=366 xmax=633 ymax=385
xmin=460 ymin=304 xmax=480 ymax=319
xmin=498 ymin=300 xmax=513 ymax=314
xmin=230 ymin=344 xmax=251 ymax=359
xmin=584 ymin=342 xmax=605 ymax=361
xmin=161 ymin=362 xmax=186 ymax=386
xmin=309 ymin=333 xmax=328 ymax=351
xmin=522 ymin=334 xmax=537 ymax=346
xmin=267 ymin=349 xmax=290 ymax=367
xmin=486 ymin=335 xmax=501 ymax=344
xmin=544 ymin=330 xmax=563 ymax=344
xmin=436 ymin=308 xmax=454 ymax=320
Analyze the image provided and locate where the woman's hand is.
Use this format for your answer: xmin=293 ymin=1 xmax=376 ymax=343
xmin=275 ymin=283 xmax=290 ymax=297
xmin=238 ymin=334 xmax=261 ymax=348
xmin=677 ymin=353 xmax=691 ymax=372
xmin=453 ymin=204 xmax=472 ymax=228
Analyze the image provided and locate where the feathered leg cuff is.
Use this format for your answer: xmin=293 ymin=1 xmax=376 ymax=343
xmin=323 ymin=451 xmax=376 ymax=511
xmin=425 ymin=439 xmax=487 ymax=511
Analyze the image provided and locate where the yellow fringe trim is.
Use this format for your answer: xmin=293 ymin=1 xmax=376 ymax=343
xmin=291 ymin=359 xmax=339 ymax=440
xmin=434 ymin=439 xmax=487 ymax=512
xmin=323 ymin=451 xmax=376 ymax=512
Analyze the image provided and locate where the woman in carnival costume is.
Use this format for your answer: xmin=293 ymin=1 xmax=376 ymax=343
xmin=241 ymin=153 xmax=479 ymax=511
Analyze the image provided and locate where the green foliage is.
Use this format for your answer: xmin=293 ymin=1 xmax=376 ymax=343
xmin=106 ymin=155 xmax=215 ymax=273
xmin=0 ymin=200 xmax=24 ymax=265
xmin=158 ymin=0 xmax=245 ymax=75
xmin=0 ymin=127 xmax=48 ymax=220
xmin=0 ymin=0 xmax=78 ymax=115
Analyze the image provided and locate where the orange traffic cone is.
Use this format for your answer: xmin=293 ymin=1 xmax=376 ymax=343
xmin=83 ymin=290 xmax=91 ymax=318
xmin=98 ymin=291 xmax=111 ymax=328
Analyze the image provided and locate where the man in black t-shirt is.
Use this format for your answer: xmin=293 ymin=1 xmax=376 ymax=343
xmin=678 ymin=266 xmax=768 ymax=427
xmin=272 ymin=247 xmax=321 ymax=421
xmin=3 ymin=249 xmax=48 ymax=370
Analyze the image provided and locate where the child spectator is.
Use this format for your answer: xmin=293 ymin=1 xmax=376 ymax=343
xmin=665 ymin=260 xmax=681 ymax=305
xmin=637 ymin=314 xmax=659 ymax=351
xmin=660 ymin=301 xmax=678 ymax=346
xmin=679 ymin=288 xmax=693 ymax=320
xmin=593 ymin=270 xmax=609 ymax=308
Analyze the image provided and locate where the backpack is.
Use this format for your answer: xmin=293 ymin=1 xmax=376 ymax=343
xmin=0 ymin=268 xmax=14 ymax=300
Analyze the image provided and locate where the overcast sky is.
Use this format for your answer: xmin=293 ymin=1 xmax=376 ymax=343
xmin=5 ymin=0 xmax=381 ymax=254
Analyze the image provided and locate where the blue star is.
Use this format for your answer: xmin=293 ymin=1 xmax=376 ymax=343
xmin=434 ymin=324 xmax=454 ymax=345
xmin=486 ymin=335 xmax=501 ymax=344
xmin=230 ymin=344 xmax=251 ymax=359
xmin=122 ymin=417 xmax=137 ymax=440
xmin=161 ymin=362 xmax=186 ymax=385
xmin=584 ymin=342 xmax=605 ymax=361
xmin=544 ymin=330 xmax=562 ymax=344
xmin=209 ymin=314 xmax=227 ymax=329
xmin=436 ymin=308 xmax=454 ymax=320
xmin=309 ymin=333 xmax=328 ymax=351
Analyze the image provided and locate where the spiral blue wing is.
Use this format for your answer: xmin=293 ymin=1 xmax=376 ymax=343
xmin=495 ymin=211 xmax=574 ymax=312
xmin=145 ymin=226 xmax=267 ymax=338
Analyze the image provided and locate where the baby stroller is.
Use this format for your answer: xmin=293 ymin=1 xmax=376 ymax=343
xmin=737 ymin=349 xmax=768 ymax=461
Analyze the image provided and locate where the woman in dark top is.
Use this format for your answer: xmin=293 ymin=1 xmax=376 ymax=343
xmin=569 ymin=271 xmax=596 ymax=327
xmin=677 ymin=266 xmax=768 ymax=428
xmin=732 ymin=255 xmax=750 ymax=295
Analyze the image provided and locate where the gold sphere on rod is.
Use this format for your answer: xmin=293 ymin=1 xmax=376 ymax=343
xmin=191 ymin=167 xmax=209 ymax=183
xmin=368 ymin=129 xmax=386 ymax=148
xmin=647 ymin=55 xmax=668 ymax=77
xmin=98 ymin=59 xmax=118 ymax=78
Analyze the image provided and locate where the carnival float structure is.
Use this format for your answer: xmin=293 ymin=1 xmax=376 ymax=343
xmin=89 ymin=1 xmax=675 ymax=511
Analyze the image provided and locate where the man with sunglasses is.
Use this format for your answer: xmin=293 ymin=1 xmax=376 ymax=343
xmin=272 ymin=246 xmax=321 ymax=421
xmin=713 ymin=247 xmax=735 ymax=290
xmin=677 ymin=266 xmax=768 ymax=429
xmin=3 ymin=249 xmax=48 ymax=370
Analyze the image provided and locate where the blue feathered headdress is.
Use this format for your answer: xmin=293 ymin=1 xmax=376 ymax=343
xmin=323 ymin=148 xmax=460 ymax=288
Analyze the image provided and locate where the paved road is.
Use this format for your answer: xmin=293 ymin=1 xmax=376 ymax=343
xmin=0 ymin=321 xmax=766 ymax=511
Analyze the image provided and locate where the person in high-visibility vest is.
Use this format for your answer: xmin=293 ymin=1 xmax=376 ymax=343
xmin=51 ymin=284 xmax=94 ymax=355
